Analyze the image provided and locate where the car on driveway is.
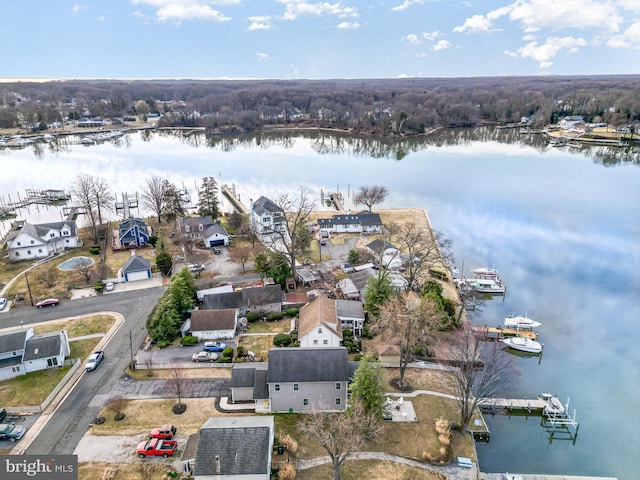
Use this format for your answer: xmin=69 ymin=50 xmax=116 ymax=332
xmin=202 ymin=341 xmax=227 ymax=352
xmin=188 ymin=263 xmax=205 ymax=272
xmin=213 ymin=247 xmax=221 ymax=254
xmin=36 ymin=298 xmax=59 ymax=308
xmin=192 ymin=351 xmax=219 ymax=362
xmin=85 ymin=351 xmax=104 ymax=371
xmin=0 ymin=423 xmax=26 ymax=442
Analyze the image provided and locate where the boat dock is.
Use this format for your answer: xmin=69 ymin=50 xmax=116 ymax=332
xmin=221 ymin=184 xmax=249 ymax=214
xmin=482 ymin=474 xmax=617 ymax=480
xmin=473 ymin=325 xmax=537 ymax=340
xmin=479 ymin=394 xmax=564 ymax=414
xmin=0 ymin=189 xmax=70 ymax=219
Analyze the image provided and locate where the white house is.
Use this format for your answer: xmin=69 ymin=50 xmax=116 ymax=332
xmin=298 ymin=294 xmax=342 ymax=348
xmin=180 ymin=217 xmax=230 ymax=247
xmin=0 ymin=328 xmax=70 ymax=381
xmin=317 ymin=211 xmax=383 ymax=235
xmin=336 ymin=299 xmax=365 ymax=338
xmin=5 ymin=221 xmax=80 ymax=261
xmin=187 ymin=309 xmax=238 ymax=341
xmin=559 ymin=115 xmax=585 ymax=130
xmin=251 ymin=196 xmax=286 ymax=238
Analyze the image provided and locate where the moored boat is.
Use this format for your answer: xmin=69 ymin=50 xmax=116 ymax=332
xmin=504 ymin=314 xmax=541 ymax=329
xmin=501 ymin=337 xmax=543 ymax=354
xmin=468 ymin=278 xmax=505 ymax=294
xmin=472 ymin=266 xmax=499 ymax=279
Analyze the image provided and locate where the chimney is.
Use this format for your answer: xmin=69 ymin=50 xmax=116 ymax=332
xmin=215 ymin=454 xmax=221 ymax=475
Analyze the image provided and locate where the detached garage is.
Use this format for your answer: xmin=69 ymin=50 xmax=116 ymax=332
xmin=121 ymin=254 xmax=152 ymax=282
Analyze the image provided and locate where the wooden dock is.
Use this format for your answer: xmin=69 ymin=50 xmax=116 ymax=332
xmin=480 ymin=396 xmax=562 ymax=414
xmin=473 ymin=325 xmax=537 ymax=340
xmin=221 ymin=184 xmax=248 ymax=214
xmin=482 ymin=474 xmax=617 ymax=480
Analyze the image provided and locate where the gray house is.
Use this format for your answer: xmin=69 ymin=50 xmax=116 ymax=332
xmin=193 ymin=416 xmax=274 ymax=480
xmin=202 ymin=285 xmax=283 ymax=315
xmin=317 ymin=210 xmax=383 ymax=234
xmin=121 ymin=254 xmax=152 ymax=282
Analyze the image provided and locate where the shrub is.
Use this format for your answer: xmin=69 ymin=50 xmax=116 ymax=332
xmin=290 ymin=330 xmax=298 ymax=341
xmin=246 ymin=311 xmax=260 ymax=322
xmin=353 ymin=354 xmax=363 ymax=361
xmin=273 ymin=334 xmax=292 ymax=347
xmin=278 ymin=464 xmax=296 ymax=480
xmin=267 ymin=312 xmax=284 ymax=321
xmin=180 ymin=335 xmax=198 ymax=346
xmin=285 ymin=308 xmax=299 ymax=317
xmin=342 ymin=329 xmax=353 ymax=340
xmin=288 ymin=341 xmax=300 ymax=347
xmin=280 ymin=434 xmax=298 ymax=452
xmin=94 ymin=281 xmax=104 ymax=292
xmin=366 ymin=333 xmax=373 ymax=339
xmin=89 ymin=246 xmax=100 ymax=255
xmin=157 ymin=340 xmax=171 ymax=348
xmin=236 ymin=345 xmax=244 ymax=357
xmin=216 ymin=356 xmax=233 ymax=363
xmin=222 ymin=347 xmax=234 ymax=358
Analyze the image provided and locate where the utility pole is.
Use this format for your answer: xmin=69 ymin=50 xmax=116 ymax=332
xmin=24 ymin=272 xmax=34 ymax=306
xmin=129 ymin=329 xmax=134 ymax=369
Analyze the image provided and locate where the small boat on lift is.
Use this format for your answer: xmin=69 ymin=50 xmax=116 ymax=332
xmin=504 ymin=314 xmax=541 ymax=329
xmin=501 ymin=337 xmax=543 ymax=354
xmin=472 ymin=266 xmax=499 ymax=279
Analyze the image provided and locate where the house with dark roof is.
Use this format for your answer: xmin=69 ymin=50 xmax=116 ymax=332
xmin=317 ymin=210 xmax=383 ymax=234
xmin=5 ymin=221 xmax=80 ymax=261
xmin=121 ymin=254 xmax=152 ymax=282
xmin=202 ymin=285 xmax=283 ymax=315
xmin=336 ymin=299 xmax=366 ymax=338
xmin=192 ymin=416 xmax=274 ymax=480
xmin=298 ymin=294 xmax=342 ymax=348
xmin=0 ymin=327 xmax=70 ymax=381
xmin=187 ymin=309 xmax=237 ymax=341
xmin=250 ymin=196 xmax=286 ymax=237
xmin=117 ymin=218 xmax=150 ymax=248
xmin=179 ymin=216 xmax=230 ymax=247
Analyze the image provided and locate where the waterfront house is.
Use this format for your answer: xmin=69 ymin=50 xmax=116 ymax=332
xmin=250 ymin=196 xmax=286 ymax=238
xmin=317 ymin=210 xmax=383 ymax=235
xmin=180 ymin=216 xmax=230 ymax=247
xmin=5 ymin=221 xmax=80 ymax=261
xmin=117 ymin=218 xmax=150 ymax=248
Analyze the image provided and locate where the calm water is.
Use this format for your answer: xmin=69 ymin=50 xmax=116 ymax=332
xmin=1 ymin=129 xmax=639 ymax=479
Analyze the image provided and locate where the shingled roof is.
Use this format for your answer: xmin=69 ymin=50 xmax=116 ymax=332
xmin=252 ymin=196 xmax=283 ymax=216
xmin=22 ymin=331 xmax=63 ymax=361
xmin=298 ymin=294 xmax=341 ymax=340
xmin=267 ymin=347 xmax=350 ymax=384
xmin=194 ymin=416 xmax=273 ymax=477
xmin=190 ymin=309 xmax=236 ymax=331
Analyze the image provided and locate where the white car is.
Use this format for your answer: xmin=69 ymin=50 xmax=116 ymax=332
xmin=0 ymin=298 xmax=7 ymax=310
xmin=85 ymin=351 xmax=104 ymax=371
xmin=188 ymin=263 xmax=205 ymax=272
xmin=104 ymin=281 xmax=115 ymax=292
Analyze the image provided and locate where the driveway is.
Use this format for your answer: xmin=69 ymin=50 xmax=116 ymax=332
xmin=320 ymin=237 xmax=358 ymax=268
xmin=104 ymin=375 xmax=231 ymax=400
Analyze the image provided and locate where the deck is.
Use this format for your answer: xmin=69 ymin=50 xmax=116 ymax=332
xmin=473 ymin=325 xmax=538 ymax=340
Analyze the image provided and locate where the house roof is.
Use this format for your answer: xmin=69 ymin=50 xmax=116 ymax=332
xmin=318 ymin=211 xmax=382 ymax=227
xmin=203 ymin=291 xmax=244 ymax=310
xmin=202 ymin=285 xmax=283 ymax=310
xmin=336 ymin=278 xmax=359 ymax=298
xmin=356 ymin=211 xmax=383 ymax=226
xmin=267 ymin=347 xmax=350 ymax=383
xmin=336 ymin=299 xmax=365 ymax=319
xmin=119 ymin=218 xmax=147 ymax=230
xmin=0 ymin=329 xmax=30 ymax=354
xmin=6 ymin=221 xmax=78 ymax=246
xmin=122 ymin=254 xmax=151 ymax=273
xmin=194 ymin=416 xmax=273 ymax=477
xmin=366 ymin=239 xmax=397 ymax=255
xmin=203 ymin=224 xmax=229 ymax=238
xmin=252 ymin=196 xmax=283 ymax=216
xmin=253 ymin=368 xmax=269 ymax=400
xmin=298 ymin=294 xmax=341 ymax=340
xmin=197 ymin=284 xmax=234 ymax=301
xmin=230 ymin=366 xmax=256 ymax=388
xmin=296 ymin=267 xmax=316 ymax=283
xmin=179 ymin=216 xmax=214 ymax=231
xmin=190 ymin=309 xmax=236 ymax=331
xmin=349 ymin=268 xmax=377 ymax=292
xmin=22 ymin=331 xmax=62 ymax=361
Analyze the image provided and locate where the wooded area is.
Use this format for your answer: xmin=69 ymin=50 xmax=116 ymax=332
xmin=1 ymin=76 xmax=639 ymax=134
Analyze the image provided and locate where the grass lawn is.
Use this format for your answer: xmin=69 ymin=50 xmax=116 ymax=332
xmin=34 ymin=314 xmax=116 ymax=337
xmin=125 ymin=367 xmax=231 ymax=381
xmin=79 ymin=462 xmax=170 ymax=480
xmin=382 ymin=367 xmax=455 ymax=396
xmin=298 ymin=460 xmax=445 ymax=480
xmin=245 ymin=317 xmax=292 ymax=334
xmin=237 ymin=335 xmax=276 ymax=360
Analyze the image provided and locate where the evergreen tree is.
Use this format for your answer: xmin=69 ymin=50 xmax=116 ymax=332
xmin=162 ymin=180 xmax=185 ymax=223
xmin=197 ymin=176 xmax=220 ymax=219
xmin=349 ymin=355 xmax=388 ymax=422
xmin=363 ymin=273 xmax=392 ymax=318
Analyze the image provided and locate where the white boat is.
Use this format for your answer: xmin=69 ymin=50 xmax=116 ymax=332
xmin=504 ymin=314 xmax=541 ymax=329
xmin=472 ymin=266 xmax=499 ymax=279
xmin=468 ymin=278 xmax=505 ymax=294
xmin=501 ymin=337 xmax=543 ymax=354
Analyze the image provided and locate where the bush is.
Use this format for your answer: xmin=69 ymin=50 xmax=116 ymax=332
xmin=290 ymin=330 xmax=298 ymax=341
xmin=280 ymin=434 xmax=298 ymax=452
xmin=366 ymin=333 xmax=373 ymax=339
xmin=157 ymin=340 xmax=171 ymax=348
xmin=267 ymin=312 xmax=284 ymax=321
xmin=273 ymin=334 xmax=292 ymax=347
xmin=216 ymin=356 xmax=233 ymax=363
xmin=285 ymin=308 xmax=299 ymax=317
xmin=288 ymin=341 xmax=300 ymax=347
xmin=94 ymin=281 xmax=104 ymax=292
xmin=246 ymin=311 xmax=260 ymax=322
xmin=236 ymin=345 xmax=244 ymax=357
xmin=342 ymin=329 xmax=353 ymax=340
xmin=180 ymin=335 xmax=198 ymax=346
xmin=89 ymin=246 xmax=100 ymax=255
xmin=353 ymin=354 xmax=363 ymax=361
xmin=278 ymin=464 xmax=296 ymax=480
xmin=222 ymin=347 xmax=234 ymax=358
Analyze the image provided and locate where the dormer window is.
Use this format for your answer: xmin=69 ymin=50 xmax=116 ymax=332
xmin=50 ymin=233 xmax=55 ymax=238
xmin=198 ymin=224 xmax=203 ymax=231
xmin=318 ymin=327 xmax=323 ymax=333
xmin=30 ymin=240 xmax=35 ymax=244
xmin=185 ymin=225 xmax=190 ymax=233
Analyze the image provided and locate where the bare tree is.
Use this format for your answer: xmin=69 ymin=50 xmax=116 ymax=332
xmin=76 ymin=262 xmax=94 ymax=284
xmin=167 ymin=367 xmax=187 ymax=413
xmin=42 ymin=266 xmax=60 ymax=288
xmin=141 ymin=176 xmax=166 ymax=223
xmin=92 ymin=176 xmax=114 ymax=226
xmin=372 ymin=293 xmax=440 ymax=389
xmin=229 ymin=245 xmax=253 ymax=273
xmin=298 ymin=401 xmax=381 ymax=480
xmin=354 ymin=185 xmax=388 ymax=212
xmin=444 ymin=326 xmax=516 ymax=433
xmin=71 ymin=174 xmax=100 ymax=244
xmin=107 ymin=395 xmax=128 ymax=421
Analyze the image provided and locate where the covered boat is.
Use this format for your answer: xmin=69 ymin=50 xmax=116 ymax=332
xmin=501 ymin=337 xmax=543 ymax=354
xmin=504 ymin=314 xmax=541 ymax=329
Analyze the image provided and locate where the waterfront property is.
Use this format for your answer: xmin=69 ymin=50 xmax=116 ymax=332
xmin=317 ymin=210 xmax=383 ymax=235
xmin=5 ymin=220 xmax=80 ymax=261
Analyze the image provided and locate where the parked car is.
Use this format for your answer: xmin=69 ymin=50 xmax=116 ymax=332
xmin=192 ymin=351 xmax=218 ymax=362
xmin=202 ymin=341 xmax=227 ymax=352
xmin=85 ymin=351 xmax=104 ymax=371
xmin=149 ymin=424 xmax=177 ymax=440
xmin=0 ymin=297 xmax=7 ymax=310
xmin=136 ymin=438 xmax=177 ymax=458
xmin=213 ymin=247 xmax=221 ymax=254
xmin=341 ymin=262 xmax=355 ymax=273
xmin=188 ymin=263 xmax=205 ymax=272
xmin=0 ymin=423 xmax=26 ymax=442
xmin=104 ymin=281 xmax=115 ymax=292
xmin=36 ymin=298 xmax=59 ymax=308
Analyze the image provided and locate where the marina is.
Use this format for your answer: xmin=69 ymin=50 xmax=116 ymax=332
xmin=0 ymin=188 xmax=71 ymax=220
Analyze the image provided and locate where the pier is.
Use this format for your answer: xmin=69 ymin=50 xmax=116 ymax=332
xmin=221 ymin=184 xmax=249 ymax=214
xmin=473 ymin=325 xmax=537 ymax=340
xmin=0 ymin=189 xmax=71 ymax=219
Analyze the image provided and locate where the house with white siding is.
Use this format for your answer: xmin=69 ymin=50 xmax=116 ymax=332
xmin=317 ymin=211 xmax=383 ymax=235
xmin=297 ymin=294 xmax=342 ymax=348
xmin=0 ymin=328 xmax=71 ymax=381
xmin=186 ymin=309 xmax=238 ymax=341
xmin=5 ymin=221 xmax=80 ymax=261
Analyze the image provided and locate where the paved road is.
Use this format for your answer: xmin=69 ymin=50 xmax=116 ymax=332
xmin=13 ymin=287 xmax=166 ymax=455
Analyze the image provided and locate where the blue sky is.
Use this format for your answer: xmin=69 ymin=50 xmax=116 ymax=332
xmin=1 ymin=0 xmax=639 ymax=80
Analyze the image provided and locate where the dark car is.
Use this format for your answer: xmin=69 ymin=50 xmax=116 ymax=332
xmin=36 ymin=298 xmax=59 ymax=308
xmin=202 ymin=341 xmax=227 ymax=352
xmin=213 ymin=247 xmax=221 ymax=254
xmin=0 ymin=423 xmax=26 ymax=442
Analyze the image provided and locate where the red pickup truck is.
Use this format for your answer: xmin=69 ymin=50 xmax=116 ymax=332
xmin=149 ymin=424 xmax=176 ymax=440
xmin=136 ymin=438 xmax=178 ymax=458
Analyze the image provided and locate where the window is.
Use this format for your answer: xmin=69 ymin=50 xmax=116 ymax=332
xmin=335 ymin=383 xmax=342 ymax=390
xmin=318 ymin=327 xmax=323 ymax=333
xmin=17 ymin=242 xmax=21 ymax=246
xmin=65 ymin=239 xmax=69 ymax=243
xmin=198 ymin=224 xmax=203 ymax=231
xmin=293 ymin=384 xmax=299 ymax=391
xmin=38 ymin=249 xmax=42 ymax=253
xmin=11 ymin=366 xmax=21 ymax=373
xmin=313 ymin=339 xmax=318 ymax=345
xmin=303 ymin=398 xmax=309 ymax=406
xmin=50 ymin=233 xmax=55 ymax=238
xmin=185 ymin=225 xmax=190 ymax=233
xmin=31 ymin=240 xmax=35 ymax=244
xmin=323 ymin=339 xmax=328 ymax=345
xmin=47 ymin=358 xmax=59 ymax=367
xmin=274 ymin=384 xmax=280 ymax=391
xmin=27 ymin=250 xmax=31 ymax=255
xmin=335 ymin=398 xmax=342 ymax=406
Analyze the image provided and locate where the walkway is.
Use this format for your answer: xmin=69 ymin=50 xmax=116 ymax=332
xmin=298 ymin=451 xmax=478 ymax=480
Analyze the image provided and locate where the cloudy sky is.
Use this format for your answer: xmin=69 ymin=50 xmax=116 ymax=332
xmin=2 ymin=0 xmax=638 ymax=79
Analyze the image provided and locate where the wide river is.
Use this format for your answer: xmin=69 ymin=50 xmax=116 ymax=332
xmin=1 ymin=128 xmax=638 ymax=479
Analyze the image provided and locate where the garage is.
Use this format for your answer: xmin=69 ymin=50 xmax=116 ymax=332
xmin=122 ymin=255 xmax=152 ymax=282
xmin=209 ymin=239 xmax=225 ymax=247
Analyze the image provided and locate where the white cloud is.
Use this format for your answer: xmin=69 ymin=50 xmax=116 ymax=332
xmin=607 ymin=21 xmax=640 ymax=48
xmin=392 ymin=0 xmax=424 ymax=12
xmin=405 ymin=34 xmax=422 ymax=46
xmin=337 ymin=21 xmax=360 ymax=29
xmin=453 ymin=14 xmax=498 ymax=34
xmin=515 ymin=36 xmax=587 ymax=68
xmin=433 ymin=39 xmax=451 ymax=51
xmin=277 ymin=0 xmax=358 ymax=20
xmin=132 ymin=10 xmax=152 ymax=23
xmin=131 ymin=0 xmax=235 ymax=23
xmin=248 ymin=15 xmax=274 ymax=31
xmin=97 ymin=16 xmax=105 ymax=22
xmin=257 ymin=52 xmax=270 ymax=62
xmin=72 ymin=5 xmax=88 ymax=16
xmin=422 ymin=30 xmax=440 ymax=41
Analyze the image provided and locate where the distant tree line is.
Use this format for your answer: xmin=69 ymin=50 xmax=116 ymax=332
xmin=1 ymin=76 xmax=639 ymax=134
